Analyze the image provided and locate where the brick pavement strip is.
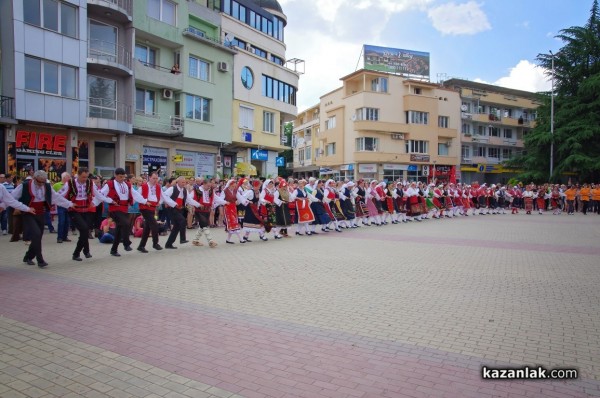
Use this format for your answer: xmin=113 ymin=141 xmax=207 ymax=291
xmin=1 ymin=214 xmax=600 ymax=397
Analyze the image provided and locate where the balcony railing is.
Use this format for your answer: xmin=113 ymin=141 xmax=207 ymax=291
xmin=88 ymin=39 xmax=132 ymax=70
xmin=183 ymin=27 xmax=233 ymax=50
xmin=88 ymin=97 xmax=131 ymax=123
xmin=94 ymin=0 xmax=132 ymax=16
xmin=135 ymin=111 xmax=184 ymax=134
xmin=0 ymin=95 xmax=15 ymax=119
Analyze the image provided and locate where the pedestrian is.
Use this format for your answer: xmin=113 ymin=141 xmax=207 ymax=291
xmin=53 ymin=172 xmax=71 ymax=243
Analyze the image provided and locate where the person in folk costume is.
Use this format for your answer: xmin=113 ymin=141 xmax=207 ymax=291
xmin=440 ymin=183 xmax=453 ymax=218
xmin=239 ymin=179 xmax=268 ymax=241
xmin=375 ymin=181 xmax=391 ymax=225
xmin=495 ymin=186 xmax=508 ymax=214
xmin=235 ymin=177 xmax=247 ymax=228
xmin=405 ymin=181 xmax=422 ymax=221
xmin=286 ymin=178 xmax=298 ymax=226
xmin=446 ymin=183 xmax=457 ymax=217
xmin=476 ymin=183 xmax=488 ymax=215
xmin=352 ymin=179 xmax=369 ymax=225
xmin=522 ymin=185 xmax=535 ymax=214
xmin=339 ymin=181 xmax=358 ymax=228
xmin=259 ymin=179 xmax=283 ymax=239
xmin=63 ymin=167 xmax=112 ymax=261
xmin=417 ymin=182 xmax=429 ymax=219
xmin=461 ymin=184 xmax=472 ymax=216
xmin=309 ymin=179 xmax=332 ymax=233
xmin=424 ymin=183 xmax=437 ymax=219
xmin=365 ymin=180 xmax=382 ymax=226
xmin=486 ymin=185 xmax=497 ymax=214
xmin=136 ymin=172 xmax=165 ymax=253
xmin=455 ymin=184 xmax=466 ymax=216
xmin=322 ymin=179 xmax=344 ymax=232
xmin=381 ymin=181 xmax=397 ymax=224
xmin=334 ymin=180 xmax=352 ymax=228
xmin=431 ymin=185 xmax=445 ymax=219
xmin=12 ymin=170 xmax=73 ymax=267
xmin=222 ymin=178 xmax=245 ymax=244
xmin=393 ymin=181 xmax=407 ymax=223
xmin=509 ymin=186 xmax=520 ymax=214
xmin=190 ymin=179 xmax=222 ymax=247
xmin=534 ymin=185 xmax=547 ymax=215
xmin=550 ymin=185 xmax=562 ymax=215
xmin=274 ymin=178 xmax=294 ymax=237
xmin=98 ymin=168 xmax=146 ymax=256
xmin=161 ymin=176 xmax=201 ymax=249
xmin=0 ymin=182 xmax=36 ymax=251
xmin=294 ymin=179 xmax=316 ymax=235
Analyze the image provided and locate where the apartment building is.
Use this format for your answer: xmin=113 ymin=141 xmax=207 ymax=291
xmin=291 ymin=104 xmax=319 ymax=179
xmin=442 ymin=78 xmax=539 ymax=184
xmin=1 ymin=0 xmax=134 ymax=180
xmin=304 ymin=69 xmax=461 ymax=183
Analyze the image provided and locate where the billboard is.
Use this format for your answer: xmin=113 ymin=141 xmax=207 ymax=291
xmin=363 ymin=45 xmax=430 ymax=78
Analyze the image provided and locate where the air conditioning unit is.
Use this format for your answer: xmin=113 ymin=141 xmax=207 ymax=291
xmin=162 ymin=89 xmax=173 ymax=99
xmin=445 ymin=141 xmax=451 ymax=147
xmin=217 ymin=61 xmax=229 ymax=72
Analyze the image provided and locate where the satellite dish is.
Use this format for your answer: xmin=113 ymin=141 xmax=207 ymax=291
xmin=224 ymin=33 xmax=234 ymax=43
xmin=460 ymin=104 xmax=468 ymax=111
xmin=351 ymin=114 xmax=357 ymax=121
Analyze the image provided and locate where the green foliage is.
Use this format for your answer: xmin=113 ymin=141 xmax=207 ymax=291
xmin=520 ymin=0 xmax=600 ymax=182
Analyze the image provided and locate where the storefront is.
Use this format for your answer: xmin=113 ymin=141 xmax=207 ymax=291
xmin=382 ymin=163 xmax=408 ymax=182
xmin=8 ymin=129 xmax=68 ymax=181
xmin=339 ymin=164 xmax=354 ymax=181
xmin=428 ymin=165 xmax=457 ymax=184
xmin=357 ymin=163 xmax=377 ymax=180
xmin=142 ymin=146 xmax=168 ymax=177
xmin=175 ymin=150 xmax=215 ymax=178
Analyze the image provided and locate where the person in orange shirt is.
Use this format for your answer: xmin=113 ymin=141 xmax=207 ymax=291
xmin=591 ymin=183 xmax=600 ymax=215
xmin=579 ymin=183 xmax=591 ymax=215
xmin=564 ymin=185 xmax=577 ymax=215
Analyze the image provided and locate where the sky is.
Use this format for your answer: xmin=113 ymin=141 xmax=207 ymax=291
xmin=278 ymin=0 xmax=594 ymax=111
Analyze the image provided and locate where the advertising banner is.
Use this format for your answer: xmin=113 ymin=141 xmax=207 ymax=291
xmin=364 ymin=44 xmax=430 ymax=78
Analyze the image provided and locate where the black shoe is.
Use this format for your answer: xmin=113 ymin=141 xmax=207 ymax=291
xmin=124 ymin=245 xmax=133 ymax=252
xmin=84 ymin=252 xmax=92 ymax=259
xmin=165 ymin=245 xmax=178 ymax=249
xmin=63 ymin=238 xmax=72 ymax=242
xmin=243 ymin=237 xmax=252 ymax=242
xmin=180 ymin=240 xmax=189 ymax=244
xmin=226 ymin=240 xmax=235 ymax=244
xmin=153 ymin=244 xmax=163 ymax=250
xmin=239 ymin=240 xmax=246 ymax=243
xmin=295 ymin=232 xmax=304 ymax=236
xmin=23 ymin=256 xmax=35 ymax=266
xmin=37 ymin=261 xmax=49 ymax=268
xmin=49 ymin=230 xmax=56 ymax=234
xmin=110 ymin=251 xmax=121 ymax=257
xmin=274 ymin=235 xmax=282 ymax=240
xmin=335 ymin=228 xmax=342 ymax=232
xmin=311 ymin=231 xmax=319 ymax=235
xmin=72 ymin=255 xmax=82 ymax=262
xmin=57 ymin=239 xmax=63 ymax=243
xmin=137 ymin=247 xmax=149 ymax=253
xmin=260 ymin=236 xmax=268 ymax=241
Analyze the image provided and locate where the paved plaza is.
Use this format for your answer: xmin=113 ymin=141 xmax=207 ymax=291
xmin=1 ymin=213 xmax=600 ymax=398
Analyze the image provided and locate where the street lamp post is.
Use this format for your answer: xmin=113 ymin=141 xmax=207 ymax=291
xmin=550 ymin=50 xmax=555 ymax=181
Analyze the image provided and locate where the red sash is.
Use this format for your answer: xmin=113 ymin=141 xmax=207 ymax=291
xmin=295 ymin=199 xmax=315 ymax=223
xmin=224 ymin=202 xmax=240 ymax=231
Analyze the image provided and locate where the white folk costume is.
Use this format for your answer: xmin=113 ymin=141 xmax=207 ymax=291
xmin=190 ymin=182 xmax=222 ymax=247
xmin=239 ymin=180 xmax=267 ymax=241
xmin=366 ymin=180 xmax=382 ymax=226
xmin=161 ymin=182 xmax=201 ymax=248
xmin=137 ymin=180 xmax=165 ymax=252
xmin=222 ymin=179 xmax=244 ymax=244
xmin=294 ymin=181 xmax=316 ymax=235
xmin=259 ymin=179 xmax=283 ymax=239
xmin=323 ymin=179 xmax=344 ymax=232
xmin=406 ymin=183 xmax=422 ymax=221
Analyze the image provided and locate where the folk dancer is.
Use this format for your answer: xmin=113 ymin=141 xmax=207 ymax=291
xmin=259 ymin=179 xmax=283 ymax=239
xmin=496 ymin=186 xmax=508 ymax=214
xmin=323 ymin=179 xmax=344 ymax=232
xmin=222 ymin=179 xmax=244 ymax=244
xmin=64 ymin=167 xmax=111 ymax=261
xmin=294 ymin=179 xmax=316 ymax=235
xmin=275 ymin=178 xmax=295 ymax=236
xmin=136 ymin=172 xmax=165 ymax=252
xmin=353 ymin=180 xmax=370 ymax=225
xmin=162 ymin=176 xmax=201 ymax=249
xmin=385 ymin=182 xmax=400 ymax=224
xmin=394 ymin=182 xmax=408 ymax=222
xmin=0 ymin=183 xmax=36 ymax=241
xmin=536 ymin=186 xmax=548 ymax=215
xmin=406 ymin=182 xmax=422 ymax=221
xmin=12 ymin=170 xmax=73 ymax=267
xmin=190 ymin=179 xmax=221 ymax=247
xmin=339 ymin=181 xmax=358 ymax=228
xmin=523 ymin=186 xmax=535 ymax=214
xmin=366 ymin=180 xmax=383 ymax=226
xmin=309 ymin=180 xmax=332 ymax=233
xmin=239 ymin=179 xmax=268 ymax=241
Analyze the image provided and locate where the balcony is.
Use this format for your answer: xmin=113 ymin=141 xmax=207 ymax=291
xmin=88 ymin=40 xmax=132 ymax=76
xmin=182 ymin=27 xmax=237 ymax=54
xmin=470 ymin=135 xmax=489 ymax=143
xmin=0 ymin=96 xmax=15 ymax=122
xmin=134 ymin=60 xmax=183 ymax=90
xmin=88 ymin=0 xmax=132 ymax=22
xmin=134 ymin=112 xmax=184 ymax=135
xmin=353 ymin=120 xmax=408 ymax=133
xmin=87 ymin=97 xmax=132 ymax=133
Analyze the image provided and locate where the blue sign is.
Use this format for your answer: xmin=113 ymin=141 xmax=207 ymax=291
xmin=251 ymin=149 xmax=268 ymax=161
xmin=276 ymin=157 xmax=285 ymax=167
xmin=242 ymin=132 xmax=252 ymax=142
xmin=407 ymin=165 xmax=418 ymax=172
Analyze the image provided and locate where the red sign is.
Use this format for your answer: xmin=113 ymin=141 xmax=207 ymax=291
xmin=16 ymin=130 xmax=67 ymax=157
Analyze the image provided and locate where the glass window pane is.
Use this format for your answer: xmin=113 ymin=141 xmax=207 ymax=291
xmin=44 ymin=62 xmax=59 ymax=94
xmin=147 ymin=0 xmax=160 ymax=20
xmin=149 ymin=48 xmax=156 ymax=65
xmin=200 ymin=61 xmax=208 ymax=81
xmin=60 ymin=3 xmax=77 ymax=37
xmin=189 ymin=57 xmax=198 ymax=78
xmin=194 ymin=96 xmax=201 ymax=120
xmin=146 ymin=91 xmax=155 ymax=114
xmin=202 ymin=98 xmax=210 ymax=121
xmin=43 ymin=0 xmax=58 ymax=31
xmin=136 ymin=89 xmax=145 ymax=112
xmin=185 ymin=94 xmax=194 ymax=118
xmin=25 ymin=57 xmax=41 ymax=91
xmin=135 ymin=45 xmax=148 ymax=63
xmin=61 ymin=65 xmax=76 ymax=97
xmin=163 ymin=0 xmax=176 ymax=25
xmin=24 ymin=0 xmax=41 ymax=25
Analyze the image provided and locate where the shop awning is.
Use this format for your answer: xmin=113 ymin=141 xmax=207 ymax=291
xmin=235 ymin=162 xmax=257 ymax=176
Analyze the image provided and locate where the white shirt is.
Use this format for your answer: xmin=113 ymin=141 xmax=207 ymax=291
xmin=12 ymin=181 xmax=73 ymax=209
xmin=162 ymin=185 xmax=200 ymax=208
xmin=0 ymin=184 xmax=31 ymax=212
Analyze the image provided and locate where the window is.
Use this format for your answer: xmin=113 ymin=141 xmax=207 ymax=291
xmin=148 ymin=0 xmax=176 ymax=26
xmin=185 ymin=94 xmax=211 ymax=122
xmin=326 ymin=116 xmax=336 ymax=130
xmin=261 ymin=75 xmax=296 ymax=105
xmin=405 ymin=140 xmax=428 ymax=154
xmin=413 ymin=88 xmax=422 ymax=95
xmin=135 ymin=88 xmax=155 ymax=114
xmin=230 ymin=37 xmax=246 ymax=50
xmin=477 ymin=146 xmax=486 ymax=157
xmin=489 ymin=126 xmax=500 ymax=137
xmin=252 ymin=46 xmax=267 ymax=58
xmin=477 ymin=125 xmax=486 ymax=135
xmin=461 ymin=102 xmax=471 ymax=113
xmin=438 ymin=143 xmax=449 ymax=156
xmin=263 ymin=111 xmax=274 ymax=133
xmin=298 ymin=148 xmax=305 ymax=162
xmin=356 ymin=108 xmax=379 ymax=121
xmin=270 ymin=55 xmax=284 ymax=65
xmin=89 ymin=20 xmax=117 ymax=63
xmin=406 ymin=111 xmax=428 ymax=125
xmin=462 ymin=123 xmax=472 ymax=135
xmin=25 ymin=56 xmax=76 ymax=97
xmin=502 ymin=148 xmax=512 ymax=159
xmin=326 ymin=143 xmax=336 ymax=156
xmin=503 ymin=128 xmax=513 ymax=139
xmin=239 ymin=106 xmax=254 ymax=129
xmin=88 ymin=76 xmax=116 ymax=119
xmin=231 ymin=1 xmax=246 ymax=23
xmin=371 ymin=77 xmax=388 ymax=93
xmin=355 ymin=137 xmax=378 ymax=152
xmin=241 ymin=67 xmax=253 ymax=89
xmin=189 ymin=56 xmax=209 ymax=81
xmin=461 ymin=145 xmax=470 ymax=160
xmin=135 ymin=44 xmax=156 ymax=66
xmin=438 ymin=116 xmax=449 ymax=128
xmin=24 ymin=0 xmax=77 ymax=37
xmin=488 ymin=147 xmax=500 ymax=158
xmin=305 ymin=146 xmax=312 ymax=161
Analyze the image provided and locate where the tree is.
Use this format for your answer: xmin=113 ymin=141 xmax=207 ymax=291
xmin=512 ymin=0 xmax=600 ymax=182
xmin=277 ymin=122 xmax=294 ymax=177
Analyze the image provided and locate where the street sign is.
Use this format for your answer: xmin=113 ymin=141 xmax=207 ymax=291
xmin=276 ymin=157 xmax=285 ymax=167
xmin=172 ymin=154 xmax=183 ymax=162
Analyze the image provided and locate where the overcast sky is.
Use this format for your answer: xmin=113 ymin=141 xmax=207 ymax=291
xmin=278 ymin=0 xmax=592 ymax=110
